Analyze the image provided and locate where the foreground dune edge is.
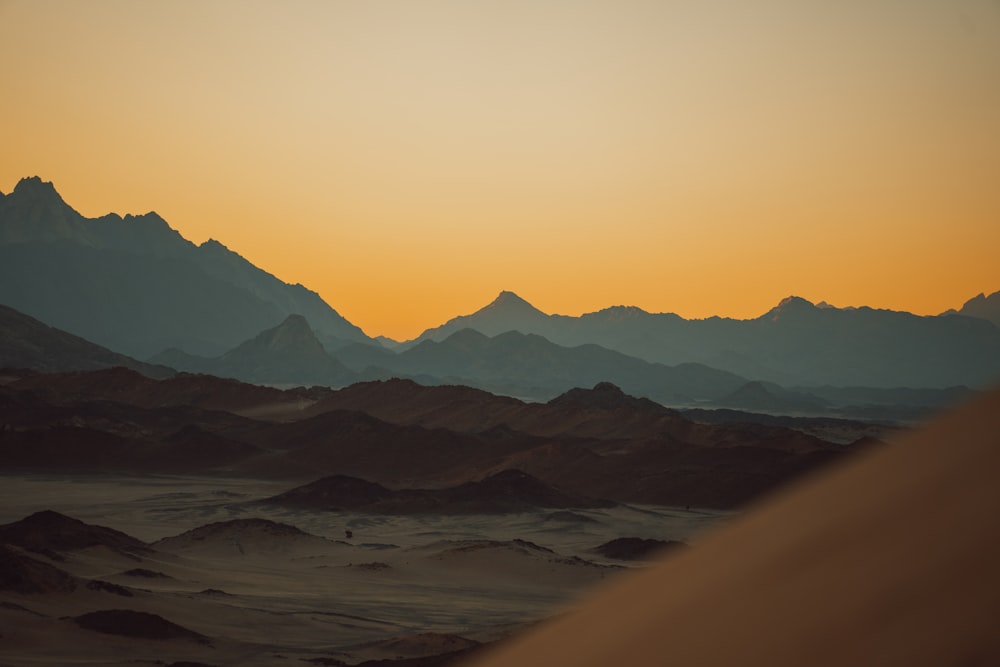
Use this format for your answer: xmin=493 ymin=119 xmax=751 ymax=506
xmin=464 ymin=386 xmax=1000 ymax=667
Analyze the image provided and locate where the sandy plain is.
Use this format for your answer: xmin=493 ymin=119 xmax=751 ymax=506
xmin=0 ymin=473 xmax=726 ymax=666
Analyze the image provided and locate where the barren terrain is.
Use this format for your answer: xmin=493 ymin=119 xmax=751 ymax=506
xmin=0 ymin=473 xmax=725 ymax=666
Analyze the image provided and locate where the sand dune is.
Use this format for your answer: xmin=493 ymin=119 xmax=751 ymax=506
xmin=462 ymin=387 xmax=1000 ymax=666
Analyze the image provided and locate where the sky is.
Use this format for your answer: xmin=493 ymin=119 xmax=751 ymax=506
xmin=1 ymin=0 xmax=998 ymax=341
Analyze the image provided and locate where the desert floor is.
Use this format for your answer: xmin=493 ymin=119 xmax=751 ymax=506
xmin=0 ymin=473 xmax=727 ymax=666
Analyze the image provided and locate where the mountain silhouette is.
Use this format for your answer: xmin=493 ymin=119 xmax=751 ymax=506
xmin=379 ymin=328 xmax=747 ymax=402
xmin=0 ymin=177 xmax=370 ymax=358
xmin=947 ymin=290 xmax=1000 ymax=330
xmin=405 ymin=290 xmax=556 ymax=344
xmin=406 ymin=292 xmax=1000 ymax=388
xmin=0 ymin=304 xmax=172 ymax=377
xmin=152 ymin=314 xmax=355 ymax=387
xmin=447 ymin=290 xmax=550 ymax=334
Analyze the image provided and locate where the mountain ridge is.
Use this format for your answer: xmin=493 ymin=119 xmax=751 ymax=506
xmin=0 ymin=177 xmax=370 ymax=357
xmin=151 ymin=314 xmax=355 ymax=387
xmin=403 ymin=291 xmax=1000 ymax=388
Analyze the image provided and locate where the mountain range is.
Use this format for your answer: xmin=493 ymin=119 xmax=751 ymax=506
xmin=405 ymin=291 xmax=1000 ymax=388
xmin=3 ymin=176 xmax=999 ymax=405
xmin=0 ymin=176 xmax=368 ymax=358
xmin=0 ymin=367 xmax=847 ymax=508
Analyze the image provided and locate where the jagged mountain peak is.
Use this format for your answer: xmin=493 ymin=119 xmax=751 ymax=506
xmin=954 ymin=290 xmax=1000 ymax=329
xmin=482 ymin=290 xmax=546 ymax=315
xmin=776 ymin=295 xmax=815 ymax=309
xmin=13 ymin=175 xmax=60 ymax=196
xmin=1 ymin=176 xmax=372 ymax=355
xmin=1 ymin=176 xmax=83 ymax=233
xmin=593 ymin=304 xmax=653 ymax=320
xmin=764 ymin=296 xmax=817 ymax=319
xmin=121 ymin=210 xmax=170 ymax=229
xmin=199 ymin=238 xmax=229 ymax=251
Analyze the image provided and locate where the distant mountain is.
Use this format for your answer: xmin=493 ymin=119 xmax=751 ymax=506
xmin=374 ymin=328 xmax=748 ymax=403
xmin=717 ymin=381 xmax=829 ymax=414
xmin=947 ymin=291 xmax=1000 ymax=330
xmin=407 ymin=291 xmax=1000 ymax=388
xmin=0 ymin=177 xmax=370 ymax=358
xmin=151 ymin=314 xmax=355 ymax=387
xmin=0 ymin=303 xmax=172 ymax=377
xmin=416 ymin=290 xmax=551 ymax=340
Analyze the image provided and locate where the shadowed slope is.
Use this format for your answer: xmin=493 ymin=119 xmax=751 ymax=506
xmin=0 ymin=304 xmax=172 ymax=377
xmin=0 ymin=545 xmax=78 ymax=593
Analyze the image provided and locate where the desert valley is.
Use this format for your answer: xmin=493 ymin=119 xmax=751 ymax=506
xmin=2 ymin=176 xmax=999 ymax=665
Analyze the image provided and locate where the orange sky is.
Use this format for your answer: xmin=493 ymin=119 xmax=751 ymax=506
xmin=2 ymin=0 xmax=998 ymax=340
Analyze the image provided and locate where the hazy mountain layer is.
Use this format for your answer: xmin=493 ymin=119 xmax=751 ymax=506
xmin=361 ymin=327 xmax=748 ymax=403
xmin=152 ymin=314 xmax=355 ymax=387
xmin=0 ymin=304 xmax=171 ymax=378
xmin=947 ymin=290 xmax=1000 ymax=329
xmin=407 ymin=291 xmax=1000 ymax=388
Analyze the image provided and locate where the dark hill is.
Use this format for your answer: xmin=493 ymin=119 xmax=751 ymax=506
xmin=153 ymin=518 xmax=323 ymax=551
xmin=592 ymin=537 xmax=687 ymax=561
xmin=265 ymin=475 xmax=393 ymax=510
xmin=1 ymin=369 xmax=849 ymax=509
xmin=73 ymin=609 xmax=209 ymax=642
xmin=266 ymin=469 xmax=611 ymax=514
xmin=0 ymin=510 xmax=150 ymax=556
xmin=240 ymin=407 xmax=535 ymax=484
xmin=548 ymin=382 xmax=674 ymax=414
xmin=445 ymin=469 xmax=613 ymax=513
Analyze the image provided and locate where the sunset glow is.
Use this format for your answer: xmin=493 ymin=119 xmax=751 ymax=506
xmin=2 ymin=0 xmax=998 ymax=340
